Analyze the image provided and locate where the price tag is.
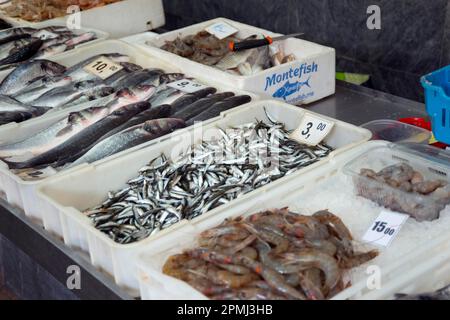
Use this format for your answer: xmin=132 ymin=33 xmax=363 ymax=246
xmin=205 ymin=22 xmax=239 ymax=40
xmin=83 ymin=56 xmax=124 ymax=80
xmin=167 ymin=79 xmax=208 ymax=93
xmin=290 ymin=114 xmax=335 ymax=146
xmin=362 ymin=210 xmax=409 ymax=247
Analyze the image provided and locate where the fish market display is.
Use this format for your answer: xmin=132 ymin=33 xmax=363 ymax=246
xmin=0 ymin=61 xmax=252 ymax=178
xmin=162 ymin=208 xmax=379 ymax=300
xmin=357 ymin=163 xmax=450 ymax=221
xmin=158 ymin=31 xmax=296 ymax=76
xmin=85 ymin=116 xmax=333 ymax=244
xmin=0 ymin=25 xmax=98 ymax=69
xmin=2 ymin=0 xmax=122 ymax=22
xmin=395 ymin=284 xmax=450 ymax=300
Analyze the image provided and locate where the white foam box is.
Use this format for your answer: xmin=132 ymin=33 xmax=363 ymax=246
xmin=36 ymin=100 xmax=371 ymax=295
xmin=359 ymin=235 xmax=450 ymax=300
xmin=136 ymin=140 xmax=450 ymax=300
xmin=136 ymin=17 xmax=336 ymax=105
xmin=0 ymin=39 xmax=255 ymax=228
xmin=0 ymin=0 xmax=165 ymax=38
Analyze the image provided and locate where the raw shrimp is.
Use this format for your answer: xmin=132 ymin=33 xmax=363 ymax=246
xmin=216 ymin=270 xmax=259 ymax=289
xmin=280 ymin=249 xmax=341 ymax=292
xmin=187 ymin=248 xmax=306 ymax=300
xmin=338 ymin=250 xmax=379 ymax=269
xmin=243 ymin=223 xmax=289 ymax=254
xmin=313 ymin=210 xmax=353 ymax=241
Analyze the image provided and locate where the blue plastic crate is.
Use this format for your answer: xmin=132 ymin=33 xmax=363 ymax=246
xmin=421 ymin=65 xmax=450 ymax=144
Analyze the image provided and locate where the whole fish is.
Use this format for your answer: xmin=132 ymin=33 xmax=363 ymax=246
xmin=66 ymin=118 xmax=186 ymax=169
xmin=0 ymin=37 xmax=43 ymax=66
xmin=147 ymin=87 xmax=185 ymax=107
xmin=0 ymin=94 xmax=50 ymax=126
xmin=32 ymin=80 xmax=115 ymax=108
xmin=170 ymin=87 xmax=217 ymax=112
xmin=395 ymin=285 xmax=450 ymax=300
xmin=98 ymin=104 xmax=172 ymax=141
xmin=5 ymin=102 xmax=150 ymax=169
xmin=0 ymin=105 xmax=117 ymax=158
xmin=172 ymin=92 xmax=235 ymax=120
xmin=0 ymin=59 xmax=66 ymax=95
xmin=185 ymin=95 xmax=252 ymax=126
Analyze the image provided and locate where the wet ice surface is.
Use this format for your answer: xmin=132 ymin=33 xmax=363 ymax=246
xmin=286 ymin=173 xmax=450 ymax=294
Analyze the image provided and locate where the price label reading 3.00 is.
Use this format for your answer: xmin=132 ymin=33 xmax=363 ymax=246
xmin=362 ymin=210 xmax=409 ymax=247
xmin=290 ymin=114 xmax=335 ymax=146
xmin=168 ymin=79 xmax=208 ymax=93
xmin=84 ymin=56 xmax=124 ymax=80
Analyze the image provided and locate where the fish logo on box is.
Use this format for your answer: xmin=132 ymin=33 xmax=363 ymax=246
xmin=265 ymin=62 xmax=318 ymax=102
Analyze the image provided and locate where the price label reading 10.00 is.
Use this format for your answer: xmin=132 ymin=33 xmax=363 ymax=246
xmin=290 ymin=114 xmax=335 ymax=146
xmin=84 ymin=56 xmax=124 ymax=80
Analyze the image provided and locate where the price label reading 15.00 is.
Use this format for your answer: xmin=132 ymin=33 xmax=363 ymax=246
xmin=290 ymin=114 xmax=335 ymax=146
xmin=84 ymin=56 xmax=124 ymax=80
xmin=168 ymin=79 xmax=208 ymax=93
xmin=362 ymin=210 xmax=409 ymax=247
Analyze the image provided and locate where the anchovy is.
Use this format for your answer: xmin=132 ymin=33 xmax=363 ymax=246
xmin=85 ymin=114 xmax=333 ymax=244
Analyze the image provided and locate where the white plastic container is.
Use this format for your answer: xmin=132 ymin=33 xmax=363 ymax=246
xmin=361 ymin=120 xmax=431 ymax=144
xmin=0 ymin=39 xmax=255 ymax=227
xmin=136 ymin=141 xmax=450 ymax=300
xmin=36 ymin=100 xmax=370 ymax=295
xmin=344 ymin=144 xmax=450 ymax=222
xmin=136 ymin=18 xmax=336 ymax=105
xmin=0 ymin=0 xmax=165 ymax=38
xmin=359 ymin=233 xmax=450 ymax=300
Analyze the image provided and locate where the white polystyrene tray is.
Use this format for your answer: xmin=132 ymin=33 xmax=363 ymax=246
xmin=0 ymin=21 xmax=109 ymax=74
xmin=0 ymin=0 xmax=165 ymax=38
xmin=0 ymin=38 xmax=256 ymax=228
xmin=134 ymin=18 xmax=336 ymax=105
xmin=36 ymin=100 xmax=371 ymax=295
xmin=136 ymin=140 xmax=450 ymax=300
xmin=359 ymin=234 xmax=450 ymax=300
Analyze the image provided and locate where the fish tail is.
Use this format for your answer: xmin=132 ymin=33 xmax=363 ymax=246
xmin=305 ymin=77 xmax=312 ymax=88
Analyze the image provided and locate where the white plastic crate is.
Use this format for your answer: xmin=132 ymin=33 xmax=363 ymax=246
xmin=136 ymin=140 xmax=450 ymax=300
xmin=36 ymin=100 xmax=370 ymax=295
xmin=134 ymin=18 xmax=336 ymax=105
xmin=0 ymin=39 xmax=255 ymax=228
xmin=358 ymin=234 xmax=450 ymax=300
xmin=0 ymin=0 xmax=165 ymax=38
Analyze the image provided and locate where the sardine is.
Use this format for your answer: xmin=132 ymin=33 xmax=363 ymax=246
xmin=395 ymin=285 xmax=450 ymax=300
xmin=5 ymin=102 xmax=150 ymax=169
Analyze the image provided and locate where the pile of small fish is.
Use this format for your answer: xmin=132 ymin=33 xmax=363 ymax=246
xmin=358 ymin=163 xmax=450 ymax=221
xmin=85 ymin=117 xmax=333 ymax=244
xmin=0 ymin=25 xmax=97 ymax=70
xmin=162 ymin=208 xmax=379 ymax=300
xmin=0 ymin=55 xmax=252 ymax=177
xmin=159 ymin=31 xmax=296 ymax=76
xmin=2 ymin=0 xmax=122 ymax=22
xmin=395 ymin=284 xmax=450 ymax=300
